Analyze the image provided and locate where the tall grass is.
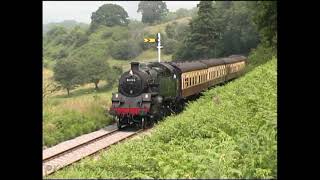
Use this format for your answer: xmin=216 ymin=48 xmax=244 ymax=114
xmin=43 ymin=92 xmax=114 ymax=147
xmin=48 ymin=57 xmax=277 ymax=178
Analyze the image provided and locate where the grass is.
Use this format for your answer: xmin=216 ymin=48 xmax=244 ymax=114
xmin=43 ymin=68 xmax=117 ymax=147
xmin=47 ymin=57 xmax=277 ymax=178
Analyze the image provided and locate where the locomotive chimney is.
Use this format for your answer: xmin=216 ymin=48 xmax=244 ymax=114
xmin=131 ymin=62 xmax=139 ymax=71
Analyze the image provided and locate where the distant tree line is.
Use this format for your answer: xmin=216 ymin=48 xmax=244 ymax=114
xmin=172 ymin=1 xmax=274 ymax=61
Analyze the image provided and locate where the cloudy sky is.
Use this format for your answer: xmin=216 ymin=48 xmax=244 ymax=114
xmin=43 ymin=1 xmax=199 ymax=24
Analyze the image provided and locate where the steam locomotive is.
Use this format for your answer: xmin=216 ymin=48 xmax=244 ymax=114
xmin=109 ymin=55 xmax=247 ymax=129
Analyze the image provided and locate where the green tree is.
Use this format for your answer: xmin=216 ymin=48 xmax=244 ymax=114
xmin=251 ymin=1 xmax=277 ymax=47
xmin=110 ymin=40 xmax=143 ymax=60
xmin=90 ymin=4 xmax=129 ymax=31
xmin=163 ymin=39 xmax=179 ymax=54
xmin=173 ymin=1 xmax=260 ymax=60
xmin=165 ymin=22 xmax=177 ymax=39
xmin=174 ymin=23 xmax=190 ymax=41
xmin=137 ymin=1 xmax=169 ymax=24
xmin=46 ymin=26 xmax=68 ymax=40
xmin=215 ymin=1 xmax=259 ymax=56
xmin=77 ymin=58 xmax=110 ymax=90
xmin=106 ymin=66 xmax=122 ymax=87
xmin=173 ymin=1 xmax=219 ymax=61
xmin=53 ymin=59 xmax=80 ymax=96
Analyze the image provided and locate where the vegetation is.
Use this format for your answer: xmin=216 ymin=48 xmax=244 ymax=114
xmin=53 ymin=59 xmax=81 ymax=96
xmin=173 ymin=1 xmax=261 ymax=61
xmin=43 ymin=67 xmax=116 ymax=147
xmin=90 ymin=4 xmax=129 ymax=32
xmin=162 ymin=7 xmax=197 ymax=23
xmin=48 ymin=55 xmax=277 ymax=178
xmin=163 ymin=39 xmax=179 ymax=55
xmin=43 ymin=20 xmax=89 ymax=35
xmin=251 ymin=1 xmax=277 ymax=47
xmin=138 ymin=1 xmax=169 ymax=24
xmin=110 ymin=40 xmax=143 ymax=60
xmin=77 ymin=57 xmax=111 ymax=90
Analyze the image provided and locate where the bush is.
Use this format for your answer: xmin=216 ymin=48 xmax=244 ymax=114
xmin=102 ymin=31 xmax=113 ymax=39
xmin=111 ymin=27 xmax=129 ymax=41
xmin=247 ymin=44 xmax=276 ymax=71
xmin=110 ymin=40 xmax=143 ymax=60
xmin=163 ymin=39 xmax=179 ymax=54
xmin=174 ymin=23 xmax=189 ymax=41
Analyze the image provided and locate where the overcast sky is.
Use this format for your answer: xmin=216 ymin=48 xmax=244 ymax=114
xmin=43 ymin=1 xmax=200 ymax=24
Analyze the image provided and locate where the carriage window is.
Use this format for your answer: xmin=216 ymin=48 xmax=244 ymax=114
xmin=185 ymin=77 xmax=188 ymax=88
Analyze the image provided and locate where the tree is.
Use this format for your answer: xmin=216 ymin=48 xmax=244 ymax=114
xmin=165 ymin=23 xmax=177 ymax=39
xmin=172 ymin=1 xmax=260 ymax=60
xmin=53 ymin=59 xmax=81 ymax=96
xmin=137 ymin=1 xmax=169 ymax=24
xmin=90 ymin=4 xmax=129 ymax=31
xmin=163 ymin=39 xmax=179 ymax=54
xmin=173 ymin=1 xmax=219 ymax=61
xmin=106 ymin=66 xmax=122 ymax=87
xmin=77 ymin=58 xmax=110 ymax=90
xmin=110 ymin=40 xmax=143 ymax=60
xmin=46 ymin=26 xmax=68 ymax=39
xmin=251 ymin=1 xmax=277 ymax=48
xmin=215 ymin=1 xmax=259 ymax=56
xmin=174 ymin=23 xmax=190 ymax=41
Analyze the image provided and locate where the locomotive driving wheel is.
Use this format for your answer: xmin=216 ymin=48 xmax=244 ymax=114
xmin=116 ymin=117 xmax=122 ymax=129
xmin=140 ymin=117 xmax=146 ymax=129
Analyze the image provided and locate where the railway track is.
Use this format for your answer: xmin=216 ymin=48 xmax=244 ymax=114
xmin=43 ymin=124 xmax=142 ymax=176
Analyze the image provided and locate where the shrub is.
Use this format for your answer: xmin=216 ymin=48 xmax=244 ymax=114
xmin=110 ymin=40 xmax=143 ymax=60
xmin=247 ymin=44 xmax=276 ymax=72
xmin=163 ymin=39 xmax=179 ymax=54
xmin=102 ymin=32 xmax=113 ymax=39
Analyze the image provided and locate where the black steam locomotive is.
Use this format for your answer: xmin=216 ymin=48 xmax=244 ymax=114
xmin=109 ymin=55 xmax=247 ymax=129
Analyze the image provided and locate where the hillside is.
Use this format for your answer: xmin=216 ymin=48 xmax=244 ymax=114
xmin=144 ymin=17 xmax=191 ymax=34
xmin=48 ymin=57 xmax=277 ymax=179
xmin=43 ymin=20 xmax=89 ymax=34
